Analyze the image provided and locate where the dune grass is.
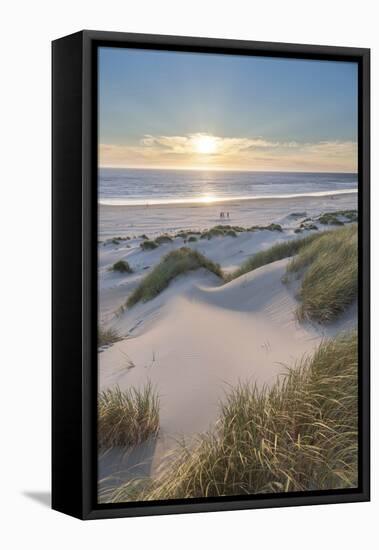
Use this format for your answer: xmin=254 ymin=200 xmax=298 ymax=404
xmin=110 ymin=260 xmax=133 ymax=273
xmin=155 ymin=234 xmax=173 ymax=245
xmin=140 ymin=240 xmax=158 ymax=251
xmin=98 ymin=382 xmax=159 ymax=449
xmin=105 ymin=331 xmax=357 ymax=502
xmin=318 ymin=209 xmax=357 ymax=225
xmin=256 ymin=223 xmax=282 ymax=232
xmin=127 ymin=247 xmax=222 ymax=307
xmin=98 ymin=326 xmax=121 ymax=347
xmin=227 ymin=231 xmax=322 ymax=281
xmin=287 ymin=224 xmax=357 ymax=322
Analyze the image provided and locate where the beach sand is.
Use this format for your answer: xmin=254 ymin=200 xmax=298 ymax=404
xmin=99 ymin=191 xmax=357 ymax=239
xmin=98 ymin=192 xmax=357 ymax=491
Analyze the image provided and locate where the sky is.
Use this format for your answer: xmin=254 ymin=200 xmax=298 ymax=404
xmin=99 ymin=47 xmax=358 ymax=173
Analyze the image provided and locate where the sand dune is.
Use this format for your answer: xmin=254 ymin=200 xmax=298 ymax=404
xmin=98 ymin=207 xmax=358 ymax=485
xmin=99 ymin=258 xmax=355 ymax=443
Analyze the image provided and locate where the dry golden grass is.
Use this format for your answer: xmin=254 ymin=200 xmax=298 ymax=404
xmin=98 ymin=382 xmax=159 ymax=449
xmin=287 ymin=224 xmax=357 ymax=322
xmin=105 ymin=331 xmax=357 ymax=502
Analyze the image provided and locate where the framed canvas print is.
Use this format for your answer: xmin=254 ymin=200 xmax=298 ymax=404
xmin=52 ymin=30 xmax=370 ymax=520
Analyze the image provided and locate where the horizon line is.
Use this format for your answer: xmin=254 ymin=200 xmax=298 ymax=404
xmin=99 ymin=165 xmax=358 ymax=175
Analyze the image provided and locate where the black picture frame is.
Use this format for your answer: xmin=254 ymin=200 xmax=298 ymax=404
xmin=52 ymin=30 xmax=370 ymax=520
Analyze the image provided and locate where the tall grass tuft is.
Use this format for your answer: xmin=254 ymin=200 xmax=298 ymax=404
xmin=110 ymin=260 xmax=133 ymax=273
xmin=127 ymin=247 xmax=222 ymax=307
xmin=155 ymin=234 xmax=173 ymax=245
xmin=227 ymin=231 xmax=322 ymax=281
xmin=287 ymin=224 xmax=357 ymax=322
xmin=140 ymin=240 xmax=158 ymax=250
xmin=98 ymin=382 xmax=160 ymax=448
xmin=98 ymin=326 xmax=120 ymax=347
xmin=106 ymin=332 xmax=357 ymax=502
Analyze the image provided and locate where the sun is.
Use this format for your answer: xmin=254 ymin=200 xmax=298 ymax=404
xmin=192 ymin=134 xmax=218 ymax=155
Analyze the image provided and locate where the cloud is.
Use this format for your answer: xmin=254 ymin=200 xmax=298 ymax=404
xmin=139 ymin=133 xmax=282 ymax=154
xmin=99 ymin=133 xmax=357 ymax=172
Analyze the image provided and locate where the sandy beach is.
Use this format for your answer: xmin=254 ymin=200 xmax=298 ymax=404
xmin=98 ymin=193 xmax=357 ymax=492
xmin=95 ymin=47 xmax=360 ymax=502
xmin=99 ymin=191 xmax=357 ymax=239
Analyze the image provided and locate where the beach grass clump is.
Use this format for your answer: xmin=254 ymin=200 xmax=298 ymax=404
xmin=287 ymin=224 xmax=357 ymax=322
xmin=249 ymin=223 xmax=283 ymax=232
xmin=140 ymin=240 xmax=158 ymax=251
xmin=213 ymin=224 xmax=246 ymax=233
xmin=175 ymin=230 xmax=201 ymax=239
xmin=127 ymin=247 xmax=222 ymax=307
xmin=200 ymin=225 xmax=248 ymax=240
xmin=104 ymin=236 xmax=130 ymax=246
xmin=318 ymin=213 xmax=344 ymax=226
xmin=98 ymin=326 xmax=121 ymax=348
xmin=98 ymin=382 xmax=159 ymax=448
xmin=299 ymin=222 xmax=319 ymax=231
xmin=228 ymin=231 xmax=322 ymax=281
xmin=266 ymin=223 xmax=283 ymax=232
xmin=318 ymin=210 xmax=357 ymax=226
xmin=200 ymin=227 xmax=225 ymax=239
xmin=155 ymin=234 xmax=173 ymax=245
xmin=110 ymin=260 xmax=133 ymax=273
xmin=106 ymin=331 xmax=357 ymax=502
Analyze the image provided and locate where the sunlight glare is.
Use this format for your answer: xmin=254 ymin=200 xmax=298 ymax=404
xmin=193 ymin=135 xmax=218 ymax=155
xmin=200 ymin=194 xmax=217 ymax=204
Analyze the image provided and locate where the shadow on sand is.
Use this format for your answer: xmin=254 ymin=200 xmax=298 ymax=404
xmin=98 ymin=437 xmax=158 ymax=495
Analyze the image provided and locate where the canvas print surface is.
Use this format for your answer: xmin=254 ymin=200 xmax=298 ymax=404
xmin=97 ymin=47 xmax=358 ymax=504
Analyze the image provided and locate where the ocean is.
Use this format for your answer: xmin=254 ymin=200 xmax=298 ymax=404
xmin=99 ymin=168 xmax=357 ymax=206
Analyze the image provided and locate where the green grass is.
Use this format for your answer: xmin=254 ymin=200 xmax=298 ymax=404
xmin=155 ymin=234 xmax=173 ymax=245
xmin=175 ymin=230 xmax=202 ymax=239
xmin=140 ymin=240 xmax=158 ymax=251
xmin=199 ymin=225 xmax=247 ymax=240
xmin=127 ymin=247 xmax=222 ymax=307
xmin=227 ymin=231 xmax=322 ymax=281
xmin=318 ymin=209 xmax=358 ymax=226
xmin=212 ymin=224 xmax=246 ymax=233
xmin=227 ymin=225 xmax=357 ymax=321
xmin=110 ymin=260 xmax=133 ymax=273
xmin=98 ymin=326 xmax=121 ymax=347
xmin=197 ymin=223 xmax=283 ymax=240
xmin=106 ymin=331 xmax=357 ymax=502
xmin=250 ymin=223 xmax=283 ymax=232
xmin=98 ymin=382 xmax=159 ymax=448
xmin=299 ymin=222 xmax=318 ymax=231
xmin=287 ymin=224 xmax=357 ymax=322
xmin=200 ymin=228 xmax=225 ymax=239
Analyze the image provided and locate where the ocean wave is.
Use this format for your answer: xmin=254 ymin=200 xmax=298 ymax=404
xmin=99 ymin=188 xmax=358 ymax=207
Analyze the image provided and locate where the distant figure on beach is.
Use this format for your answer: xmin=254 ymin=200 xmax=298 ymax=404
xmin=219 ymin=211 xmax=230 ymax=219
